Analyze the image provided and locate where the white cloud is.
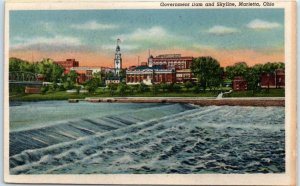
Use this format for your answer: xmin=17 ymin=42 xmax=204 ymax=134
xmin=121 ymin=26 xmax=171 ymax=41
xmin=114 ymin=26 xmax=185 ymax=48
xmin=207 ymin=25 xmax=239 ymax=35
xmin=70 ymin=20 xmax=118 ymax=31
xmin=10 ymin=35 xmax=84 ymax=51
xmin=111 ymin=26 xmax=193 ymax=53
xmin=246 ymin=19 xmax=281 ymax=30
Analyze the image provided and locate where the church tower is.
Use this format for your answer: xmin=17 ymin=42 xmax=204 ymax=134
xmin=114 ymin=38 xmax=122 ymax=76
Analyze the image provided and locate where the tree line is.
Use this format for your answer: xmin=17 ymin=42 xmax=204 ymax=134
xmin=191 ymin=56 xmax=284 ymax=93
xmin=9 ymin=56 xmax=284 ymax=95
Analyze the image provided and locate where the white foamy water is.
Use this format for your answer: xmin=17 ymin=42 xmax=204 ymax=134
xmin=9 ymin=102 xmax=285 ymax=174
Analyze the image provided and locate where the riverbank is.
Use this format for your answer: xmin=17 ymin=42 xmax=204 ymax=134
xmin=81 ymin=97 xmax=285 ymax=107
xmin=9 ymin=89 xmax=285 ymax=102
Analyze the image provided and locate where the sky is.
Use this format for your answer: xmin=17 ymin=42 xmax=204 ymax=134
xmin=9 ymin=9 xmax=284 ymax=67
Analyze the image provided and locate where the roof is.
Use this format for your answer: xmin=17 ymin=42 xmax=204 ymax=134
xmin=134 ymin=65 xmax=166 ymax=70
xmin=106 ymin=77 xmax=121 ymax=80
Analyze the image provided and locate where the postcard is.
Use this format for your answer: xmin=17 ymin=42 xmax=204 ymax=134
xmin=3 ymin=0 xmax=296 ymax=185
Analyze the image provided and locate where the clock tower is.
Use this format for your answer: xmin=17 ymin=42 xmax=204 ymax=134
xmin=114 ymin=39 xmax=122 ymax=76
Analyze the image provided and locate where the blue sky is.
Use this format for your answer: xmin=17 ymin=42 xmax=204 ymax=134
xmin=9 ymin=9 xmax=284 ymax=67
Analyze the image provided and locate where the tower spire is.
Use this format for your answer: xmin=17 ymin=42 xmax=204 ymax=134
xmin=114 ymin=38 xmax=122 ymax=76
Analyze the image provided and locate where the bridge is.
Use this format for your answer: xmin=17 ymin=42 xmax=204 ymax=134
xmin=9 ymin=71 xmax=43 ymax=85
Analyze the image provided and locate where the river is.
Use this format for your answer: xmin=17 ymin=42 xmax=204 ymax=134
xmin=9 ymin=101 xmax=285 ymax=174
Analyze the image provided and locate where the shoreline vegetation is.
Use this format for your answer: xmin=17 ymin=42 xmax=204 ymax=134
xmin=9 ymin=88 xmax=285 ymax=106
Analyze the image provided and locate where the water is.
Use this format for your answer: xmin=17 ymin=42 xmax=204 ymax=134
xmin=9 ymin=101 xmax=285 ymax=174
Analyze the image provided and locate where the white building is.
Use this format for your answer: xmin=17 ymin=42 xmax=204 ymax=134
xmin=114 ymin=39 xmax=122 ymax=76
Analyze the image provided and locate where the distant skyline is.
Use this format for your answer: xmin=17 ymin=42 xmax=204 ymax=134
xmin=9 ymin=9 xmax=284 ymax=67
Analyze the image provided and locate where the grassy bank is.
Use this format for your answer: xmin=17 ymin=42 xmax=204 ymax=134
xmin=9 ymin=91 xmax=217 ymax=101
xmin=9 ymin=88 xmax=285 ymax=102
xmin=223 ymin=89 xmax=285 ymax=97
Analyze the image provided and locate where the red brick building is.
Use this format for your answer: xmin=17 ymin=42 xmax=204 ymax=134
xmin=126 ymin=66 xmax=176 ymax=85
xmin=232 ymin=76 xmax=248 ymax=91
xmin=126 ymin=54 xmax=194 ymax=85
xmin=261 ymin=69 xmax=285 ymax=88
xmin=176 ymin=69 xmax=195 ymax=83
xmin=54 ymin=59 xmax=79 ymax=74
xmin=148 ymin=54 xmax=193 ymax=70
xmin=77 ymin=72 xmax=87 ymax=84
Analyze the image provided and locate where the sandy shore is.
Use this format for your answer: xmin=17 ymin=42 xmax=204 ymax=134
xmin=79 ymin=97 xmax=285 ymax=107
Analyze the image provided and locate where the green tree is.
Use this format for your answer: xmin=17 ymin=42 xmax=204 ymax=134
xmin=108 ymin=83 xmax=118 ymax=96
xmin=184 ymin=81 xmax=193 ymax=91
xmin=85 ymin=78 xmax=100 ymax=93
xmin=9 ymin=57 xmax=35 ymax=72
xmin=34 ymin=58 xmax=64 ymax=82
xmin=105 ymin=71 xmax=114 ymax=79
xmin=225 ymin=62 xmax=248 ymax=80
xmin=63 ymin=81 xmax=75 ymax=90
xmin=193 ymin=85 xmax=201 ymax=93
xmin=191 ymin=56 xmax=223 ymax=91
xmin=138 ymin=83 xmax=149 ymax=93
xmin=119 ymin=69 xmax=126 ymax=79
xmin=51 ymin=64 xmax=64 ymax=83
xmin=66 ymin=70 xmax=78 ymax=83
xmin=160 ymin=83 xmax=168 ymax=92
xmin=117 ymin=83 xmax=128 ymax=96
xmin=244 ymin=65 xmax=263 ymax=95
xmin=151 ymin=84 xmax=160 ymax=95
xmin=172 ymin=83 xmax=181 ymax=92
xmin=128 ymin=85 xmax=135 ymax=95
xmin=262 ymin=62 xmax=279 ymax=92
xmin=93 ymin=71 xmax=105 ymax=84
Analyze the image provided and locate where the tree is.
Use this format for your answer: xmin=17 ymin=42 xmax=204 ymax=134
xmin=225 ymin=62 xmax=248 ymax=80
xmin=244 ymin=65 xmax=262 ymax=95
xmin=262 ymin=62 xmax=279 ymax=92
xmin=35 ymin=58 xmax=64 ymax=82
xmin=93 ymin=71 xmax=105 ymax=85
xmin=128 ymin=85 xmax=136 ymax=95
xmin=117 ymin=83 xmax=128 ymax=96
xmin=138 ymin=83 xmax=149 ymax=93
xmin=108 ymin=83 xmax=118 ymax=96
xmin=191 ymin=56 xmax=223 ymax=91
xmin=67 ymin=70 xmax=78 ymax=83
xmin=105 ymin=71 xmax=114 ymax=79
xmin=119 ymin=69 xmax=126 ymax=79
xmin=51 ymin=64 xmax=64 ymax=83
xmin=184 ymin=81 xmax=193 ymax=91
xmin=151 ymin=84 xmax=160 ymax=95
xmin=63 ymin=81 xmax=75 ymax=90
xmin=9 ymin=57 xmax=36 ymax=73
xmin=85 ymin=78 xmax=100 ymax=93
xmin=160 ymin=83 xmax=168 ymax=92
xmin=172 ymin=83 xmax=181 ymax=92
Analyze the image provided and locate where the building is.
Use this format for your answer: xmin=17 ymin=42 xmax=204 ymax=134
xmin=126 ymin=53 xmax=194 ymax=85
xmin=148 ymin=54 xmax=193 ymax=70
xmin=232 ymin=76 xmax=248 ymax=91
xmin=126 ymin=65 xmax=176 ymax=85
xmin=25 ymin=86 xmax=41 ymax=94
xmin=176 ymin=69 xmax=195 ymax=83
xmin=114 ymin=39 xmax=122 ymax=76
xmin=261 ymin=69 xmax=285 ymax=88
xmin=54 ymin=59 xmax=79 ymax=74
xmin=77 ymin=73 xmax=87 ymax=84
xmin=105 ymin=77 xmax=121 ymax=85
xmin=70 ymin=66 xmax=103 ymax=83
